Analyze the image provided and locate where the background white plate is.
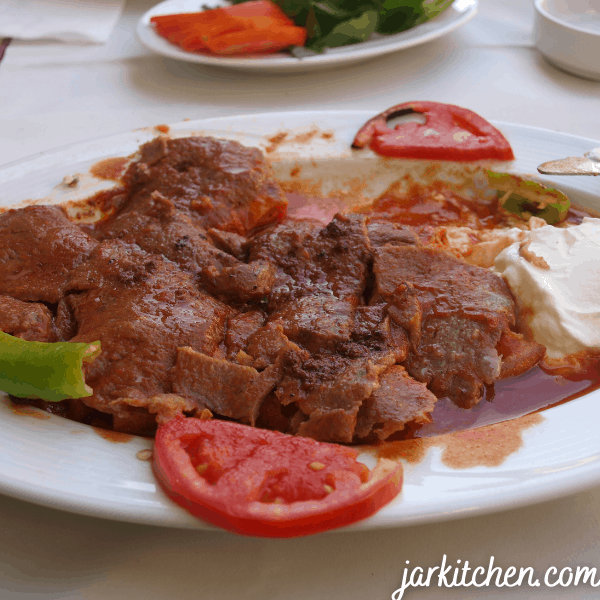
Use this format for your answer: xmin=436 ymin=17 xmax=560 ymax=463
xmin=1 ymin=111 xmax=600 ymax=532
xmin=136 ymin=0 xmax=478 ymax=73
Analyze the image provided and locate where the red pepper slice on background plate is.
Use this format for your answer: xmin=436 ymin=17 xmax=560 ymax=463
xmin=150 ymin=2 xmax=296 ymax=31
xmin=150 ymin=1 xmax=306 ymax=55
xmin=153 ymin=417 xmax=403 ymax=537
xmin=202 ymin=26 xmax=307 ymax=55
xmin=352 ymin=101 xmax=515 ymax=161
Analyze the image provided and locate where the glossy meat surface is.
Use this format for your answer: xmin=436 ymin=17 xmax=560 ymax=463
xmin=65 ymin=241 xmax=231 ymax=433
xmin=123 ymin=136 xmax=287 ymax=235
xmin=0 ymin=295 xmax=56 ymax=342
xmin=355 ymin=365 xmax=436 ymax=442
xmin=0 ymin=135 xmax=547 ymax=441
xmin=0 ymin=205 xmax=97 ymax=304
xmin=95 ymin=190 xmax=276 ymax=303
xmin=373 ymin=245 xmax=515 ymax=408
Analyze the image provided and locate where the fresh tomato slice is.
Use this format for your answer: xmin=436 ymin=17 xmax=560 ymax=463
xmin=153 ymin=417 xmax=403 ymax=537
xmin=352 ymin=101 xmax=515 ymax=161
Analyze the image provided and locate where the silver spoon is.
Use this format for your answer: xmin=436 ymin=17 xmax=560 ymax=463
xmin=538 ymin=147 xmax=600 ymax=176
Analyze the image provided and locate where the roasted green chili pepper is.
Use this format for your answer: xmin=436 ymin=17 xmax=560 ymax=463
xmin=487 ymin=171 xmax=570 ymax=225
xmin=0 ymin=331 xmax=100 ymax=402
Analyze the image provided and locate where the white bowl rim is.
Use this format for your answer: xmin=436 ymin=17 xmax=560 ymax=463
xmin=534 ymin=0 xmax=600 ymax=37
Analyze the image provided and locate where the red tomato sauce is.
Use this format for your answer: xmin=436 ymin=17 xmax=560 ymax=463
xmin=90 ymin=157 xmax=129 ymax=181
xmin=405 ymin=365 xmax=600 ymax=439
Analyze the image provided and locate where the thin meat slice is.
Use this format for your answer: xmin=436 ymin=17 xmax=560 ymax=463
xmin=95 ymin=191 xmax=275 ymax=303
xmin=224 ymin=310 xmax=266 ymax=358
xmin=264 ymin=215 xmax=372 ymax=350
xmin=248 ymin=214 xmax=371 ymax=312
xmin=248 ymin=217 xmax=323 ymax=267
xmin=264 ymin=297 xmax=409 ymax=443
xmin=497 ymin=330 xmax=546 ymax=379
xmin=276 ymin=357 xmax=383 ymax=443
xmin=123 ymin=136 xmax=287 ymax=235
xmin=295 ymin=408 xmax=359 ymax=445
xmin=54 ymin=299 xmax=77 ymax=341
xmin=312 ymin=213 xmax=372 ymax=301
xmin=64 ymin=241 xmax=232 ymax=433
xmin=112 ymin=394 xmax=199 ymax=426
xmin=354 ymin=365 xmax=436 ymax=442
xmin=170 ymin=346 xmax=283 ymax=425
xmin=138 ymin=135 xmax=168 ymax=165
xmin=245 ymin=323 xmax=309 ymax=370
xmin=373 ymin=245 xmax=515 ymax=321
xmin=0 ymin=295 xmax=56 ymax=342
xmin=408 ymin=315 xmax=505 ymax=408
xmin=0 ymin=205 xmax=97 ymax=303
xmin=337 ymin=305 xmax=409 ymax=365
xmin=268 ymin=295 xmax=357 ymax=352
xmin=248 ymin=218 xmax=328 ymax=311
xmin=373 ymin=245 xmax=516 ymax=408
xmin=94 ymin=191 xmax=234 ymax=273
xmin=207 ymin=228 xmax=248 ymax=260
xmin=255 ymin=391 xmax=297 ymax=433
xmin=384 ymin=283 xmax=422 ymax=353
xmin=207 ymin=260 xmax=276 ymax=304
xmin=275 ymin=345 xmax=398 ymax=443
xmin=366 ymin=220 xmax=420 ymax=248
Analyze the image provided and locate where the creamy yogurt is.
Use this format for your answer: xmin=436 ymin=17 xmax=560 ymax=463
xmin=495 ymin=218 xmax=600 ymax=359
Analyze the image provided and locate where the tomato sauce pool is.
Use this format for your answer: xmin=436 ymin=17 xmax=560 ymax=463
xmin=405 ymin=366 xmax=600 ymax=439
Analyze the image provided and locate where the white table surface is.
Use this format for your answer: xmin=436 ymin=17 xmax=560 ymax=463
xmin=1 ymin=1 xmax=600 ymax=599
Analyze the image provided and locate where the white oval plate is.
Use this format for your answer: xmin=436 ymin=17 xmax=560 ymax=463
xmin=136 ymin=0 xmax=478 ymax=73
xmin=1 ymin=111 xmax=600 ymax=532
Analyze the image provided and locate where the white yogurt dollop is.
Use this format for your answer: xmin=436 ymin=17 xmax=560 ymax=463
xmin=494 ymin=217 xmax=600 ymax=359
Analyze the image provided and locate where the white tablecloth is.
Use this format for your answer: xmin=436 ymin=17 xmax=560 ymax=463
xmin=1 ymin=2 xmax=600 ymax=598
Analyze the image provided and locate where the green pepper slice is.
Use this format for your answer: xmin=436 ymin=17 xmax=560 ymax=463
xmin=487 ymin=171 xmax=571 ymax=225
xmin=0 ymin=331 xmax=100 ymax=402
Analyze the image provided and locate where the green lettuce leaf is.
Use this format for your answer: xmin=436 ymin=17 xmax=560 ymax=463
xmin=378 ymin=0 xmax=454 ymax=34
xmin=306 ymin=10 xmax=379 ymax=51
xmin=229 ymin=0 xmax=455 ymax=52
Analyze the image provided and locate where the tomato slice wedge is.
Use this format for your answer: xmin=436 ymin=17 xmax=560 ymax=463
xmin=352 ymin=101 xmax=515 ymax=161
xmin=153 ymin=417 xmax=403 ymax=537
